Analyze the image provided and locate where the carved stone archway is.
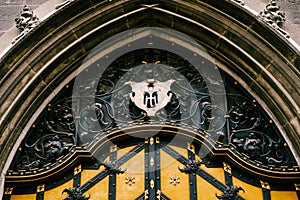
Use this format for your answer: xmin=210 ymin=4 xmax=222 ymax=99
xmin=0 ymin=0 xmax=299 ymax=198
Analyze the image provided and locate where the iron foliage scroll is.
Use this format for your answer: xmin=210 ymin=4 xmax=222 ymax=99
xmin=178 ymin=159 xmax=202 ymax=174
xmin=8 ymin=49 xmax=297 ymax=174
xmin=216 ymin=186 xmax=245 ymax=200
xmin=13 ymin=95 xmax=76 ymax=171
xmin=226 ymin=83 xmax=293 ymax=167
xmin=62 ymin=188 xmax=90 ymax=200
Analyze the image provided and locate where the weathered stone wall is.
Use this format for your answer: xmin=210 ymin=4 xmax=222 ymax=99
xmin=0 ymin=0 xmax=299 ymax=48
xmin=244 ymin=0 xmax=300 ymax=46
xmin=0 ymin=0 xmax=61 ymax=52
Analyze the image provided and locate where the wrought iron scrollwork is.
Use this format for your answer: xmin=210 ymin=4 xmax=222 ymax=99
xmin=62 ymin=188 xmax=90 ymax=200
xmin=8 ymin=48 xmax=297 ymax=174
xmin=102 ymin=161 xmax=126 ymax=174
xmin=17 ymin=134 xmax=73 ymax=171
xmin=178 ymin=159 xmax=202 ymax=174
xmin=230 ymin=130 xmax=286 ymax=163
xmin=52 ymin=100 xmax=76 ymax=133
xmin=227 ymin=96 xmax=291 ymax=166
xmin=228 ymin=98 xmax=261 ymax=131
xmin=14 ymin=93 xmax=76 ymax=171
xmin=16 ymin=112 xmax=75 ymax=171
xmin=216 ymin=186 xmax=245 ymax=200
xmin=191 ymin=98 xmax=226 ymax=135
xmin=79 ymin=101 xmax=114 ymax=133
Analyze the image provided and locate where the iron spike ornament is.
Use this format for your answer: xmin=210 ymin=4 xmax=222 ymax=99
xmin=216 ymin=186 xmax=245 ymax=200
xmin=127 ymin=79 xmax=175 ymax=117
xmin=62 ymin=188 xmax=90 ymax=200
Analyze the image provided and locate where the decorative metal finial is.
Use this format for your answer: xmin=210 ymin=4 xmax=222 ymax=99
xmin=216 ymin=186 xmax=245 ymax=200
xmin=102 ymin=161 xmax=126 ymax=174
xmin=178 ymin=159 xmax=202 ymax=174
xmin=62 ymin=188 xmax=90 ymax=200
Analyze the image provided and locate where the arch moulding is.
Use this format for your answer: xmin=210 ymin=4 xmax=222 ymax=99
xmin=0 ymin=0 xmax=299 ymax=195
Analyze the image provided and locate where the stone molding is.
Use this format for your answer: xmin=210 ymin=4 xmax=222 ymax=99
xmin=0 ymin=0 xmax=299 ymax=197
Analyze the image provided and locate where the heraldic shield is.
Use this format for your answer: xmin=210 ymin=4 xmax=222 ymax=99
xmin=127 ymin=79 xmax=175 ymax=116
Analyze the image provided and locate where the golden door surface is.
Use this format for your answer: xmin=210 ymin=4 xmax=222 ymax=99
xmin=5 ymin=137 xmax=299 ymax=200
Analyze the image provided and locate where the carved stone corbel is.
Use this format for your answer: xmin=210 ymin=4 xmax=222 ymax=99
xmin=259 ymin=0 xmax=290 ymax=38
xmin=12 ymin=5 xmax=40 ymax=43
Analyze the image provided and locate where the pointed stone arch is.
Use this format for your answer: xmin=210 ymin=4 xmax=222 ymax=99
xmin=0 ymin=0 xmax=299 ymax=197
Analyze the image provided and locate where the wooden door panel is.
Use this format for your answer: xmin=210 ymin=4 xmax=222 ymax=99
xmin=81 ymin=166 xmax=106 ymax=186
xmin=200 ymin=166 xmax=225 ymax=185
xmin=4 ymin=142 xmax=300 ymax=200
xmin=232 ymin=177 xmax=263 ymax=200
xmin=116 ymin=148 xmax=144 ymax=200
xmin=160 ymin=150 xmax=189 ymax=200
xmin=85 ymin=176 xmax=109 ymax=200
xmin=197 ymin=176 xmax=222 ymax=200
xmin=44 ymin=180 xmax=73 ymax=200
xmin=270 ymin=191 xmax=298 ymax=200
xmin=10 ymin=194 xmax=36 ymax=200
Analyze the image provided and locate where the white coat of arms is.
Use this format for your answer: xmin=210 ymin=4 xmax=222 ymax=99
xmin=126 ymin=79 xmax=175 ymax=116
